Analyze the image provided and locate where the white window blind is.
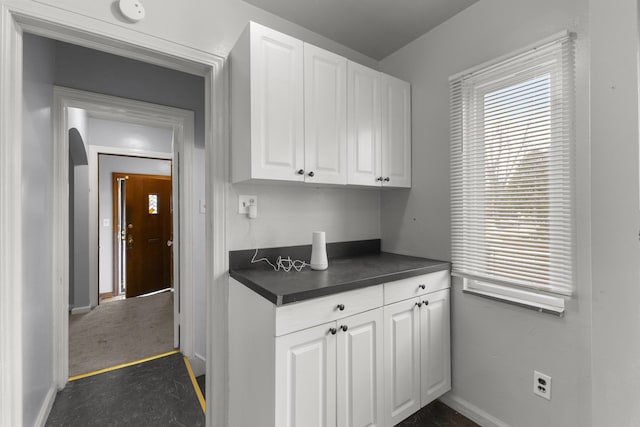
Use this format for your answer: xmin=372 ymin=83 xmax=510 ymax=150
xmin=450 ymin=34 xmax=575 ymax=297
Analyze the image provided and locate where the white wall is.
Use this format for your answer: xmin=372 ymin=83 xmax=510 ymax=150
xmin=589 ymin=0 xmax=640 ymax=425
xmin=379 ymin=1 xmax=592 ymax=426
xmin=68 ymin=107 xmax=89 ymax=308
xmin=229 ymin=184 xmax=380 ymax=251
xmin=97 ymin=153 xmax=172 ymax=295
xmin=22 ymin=32 xmax=56 ymax=427
xmin=88 ymin=117 xmax=173 ymax=154
xmin=32 ymin=0 xmax=378 ymax=68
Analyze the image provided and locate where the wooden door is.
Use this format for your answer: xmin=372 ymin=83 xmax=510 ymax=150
xmin=336 ymin=308 xmax=384 ymax=427
xmin=383 ymin=298 xmax=421 ymax=426
xmin=347 ymin=61 xmax=381 ymax=187
xmin=275 ymin=321 xmax=337 ymax=427
xmin=250 ymin=22 xmax=305 ymax=182
xmin=419 ymin=289 xmax=451 ymax=407
xmin=304 ymin=43 xmax=347 ymax=185
xmin=118 ymin=173 xmax=173 ymax=298
xmin=381 ymin=73 xmax=412 ymax=188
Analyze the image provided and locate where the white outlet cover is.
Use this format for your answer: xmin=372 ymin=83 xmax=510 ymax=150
xmin=119 ymin=0 xmax=146 ymax=22
xmin=533 ymin=371 xmax=551 ymax=400
xmin=238 ymin=195 xmax=257 ymax=214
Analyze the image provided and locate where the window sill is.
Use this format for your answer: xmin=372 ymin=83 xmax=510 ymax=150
xmin=463 ymin=280 xmax=565 ymax=317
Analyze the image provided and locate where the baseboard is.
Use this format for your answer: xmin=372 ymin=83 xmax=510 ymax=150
xmin=189 ymin=353 xmax=206 ymax=377
xmin=439 ymin=393 xmax=510 ymax=427
xmin=70 ymin=305 xmax=91 ymax=315
xmin=34 ymin=384 xmax=56 ymax=427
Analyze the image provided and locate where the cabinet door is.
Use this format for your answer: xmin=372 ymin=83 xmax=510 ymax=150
xmin=250 ymin=23 xmax=304 ymax=181
xmin=276 ymin=321 xmax=337 ymax=427
xmin=336 ymin=308 xmax=384 ymax=427
xmin=347 ymin=61 xmax=381 ymax=186
xmin=304 ymin=44 xmax=347 ymax=185
xmin=383 ymin=298 xmax=421 ymax=426
xmin=380 ymin=74 xmax=411 ymax=188
xmin=419 ymin=289 xmax=451 ymax=406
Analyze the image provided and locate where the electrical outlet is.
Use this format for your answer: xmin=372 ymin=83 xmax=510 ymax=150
xmin=533 ymin=371 xmax=551 ymax=400
xmin=238 ymin=195 xmax=257 ymax=214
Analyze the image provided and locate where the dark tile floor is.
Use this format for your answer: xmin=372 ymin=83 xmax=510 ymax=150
xmin=46 ymin=353 xmax=205 ymax=426
xmin=196 ymin=374 xmax=206 ymax=399
xmin=397 ymin=399 xmax=479 ymax=427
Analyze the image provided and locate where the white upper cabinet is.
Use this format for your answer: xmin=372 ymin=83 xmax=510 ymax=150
xmin=381 ymin=74 xmax=411 ymax=188
xmin=304 ymin=44 xmax=347 ymax=185
xmin=231 ymin=22 xmax=304 ymax=183
xmin=347 ymin=62 xmax=412 ymax=188
xmin=347 ymin=61 xmax=382 ymax=187
xmin=231 ymin=22 xmax=410 ymax=188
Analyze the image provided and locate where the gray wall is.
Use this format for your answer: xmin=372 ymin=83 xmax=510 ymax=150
xmin=22 ymin=33 xmax=56 ymax=427
xmin=589 ymin=0 xmax=640 ymax=424
xmin=379 ymin=0 xmax=592 ymax=426
xmin=98 ymin=154 xmax=172 ymax=295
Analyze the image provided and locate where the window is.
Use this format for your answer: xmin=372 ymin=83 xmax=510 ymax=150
xmin=450 ymin=33 xmax=575 ymax=314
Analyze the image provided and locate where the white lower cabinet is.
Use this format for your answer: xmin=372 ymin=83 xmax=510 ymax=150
xmin=275 ymin=308 xmax=384 ymax=427
xmin=383 ymin=299 xmax=421 ymax=426
xmin=383 ymin=290 xmax=451 ymax=425
xmin=420 ymin=289 xmax=451 ymax=407
xmin=276 ymin=321 xmax=337 ymax=427
xmin=337 ymin=309 xmax=384 ymax=427
xmin=229 ymin=272 xmax=450 ymax=427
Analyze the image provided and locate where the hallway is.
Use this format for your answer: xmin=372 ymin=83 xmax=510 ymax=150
xmin=69 ymin=291 xmax=174 ymax=377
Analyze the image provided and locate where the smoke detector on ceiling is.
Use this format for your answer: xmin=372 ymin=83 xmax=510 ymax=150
xmin=119 ymin=0 xmax=146 ymax=22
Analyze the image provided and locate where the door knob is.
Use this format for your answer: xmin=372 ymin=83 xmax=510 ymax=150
xmin=340 ymin=325 xmax=348 ymax=332
xmin=308 ymin=171 xmax=315 ymax=177
xmin=329 ymin=327 xmax=337 ymax=335
xmin=384 ymin=177 xmax=390 ymax=182
xmin=297 ymin=169 xmax=305 ymax=175
xmin=167 ymin=240 xmax=173 ymax=247
xmin=127 ymin=234 xmax=134 ymax=248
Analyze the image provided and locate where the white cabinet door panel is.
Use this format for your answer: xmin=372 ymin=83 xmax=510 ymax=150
xmin=384 ymin=298 xmax=420 ymax=426
xmin=420 ymin=289 xmax=451 ymax=407
xmin=381 ymin=74 xmax=411 ymax=188
xmin=347 ymin=61 xmax=381 ymax=186
xmin=304 ymin=43 xmax=347 ymax=184
xmin=276 ymin=322 xmax=337 ymax=427
xmin=337 ymin=308 xmax=384 ymax=427
xmin=250 ymin=23 xmax=304 ymax=181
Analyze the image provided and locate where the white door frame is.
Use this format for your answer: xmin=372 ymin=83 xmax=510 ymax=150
xmin=0 ymin=4 xmax=229 ymax=427
xmin=56 ymin=85 xmax=195 ymax=379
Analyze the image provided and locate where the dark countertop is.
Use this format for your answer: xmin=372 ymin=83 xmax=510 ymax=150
xmin=230 ymin=252 xmax=450 ymax=305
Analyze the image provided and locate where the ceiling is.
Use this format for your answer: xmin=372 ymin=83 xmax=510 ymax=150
xmin=242 ymin=0 xmax=479 ymax=60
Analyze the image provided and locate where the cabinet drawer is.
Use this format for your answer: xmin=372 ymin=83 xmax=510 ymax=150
xmin=275 ymin=285 xmax=383 ymax=336
xmin=384 ymin=270 xmax=450 ymax=305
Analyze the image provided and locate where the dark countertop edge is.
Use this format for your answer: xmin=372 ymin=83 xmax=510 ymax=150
xmin=229 ymin=261 xmax=451 ymax=306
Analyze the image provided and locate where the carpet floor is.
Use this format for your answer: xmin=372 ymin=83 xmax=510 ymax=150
xmin=69 ymin=291 xmax=174 ymax=377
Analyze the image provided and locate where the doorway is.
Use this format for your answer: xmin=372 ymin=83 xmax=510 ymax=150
xmin=1 ymin=6 xmax=228 ymax=426
xmin=113 ymin=171 xmax=173 ymax=299
xmin=56 ymin=85 xmax=197 ymax=380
